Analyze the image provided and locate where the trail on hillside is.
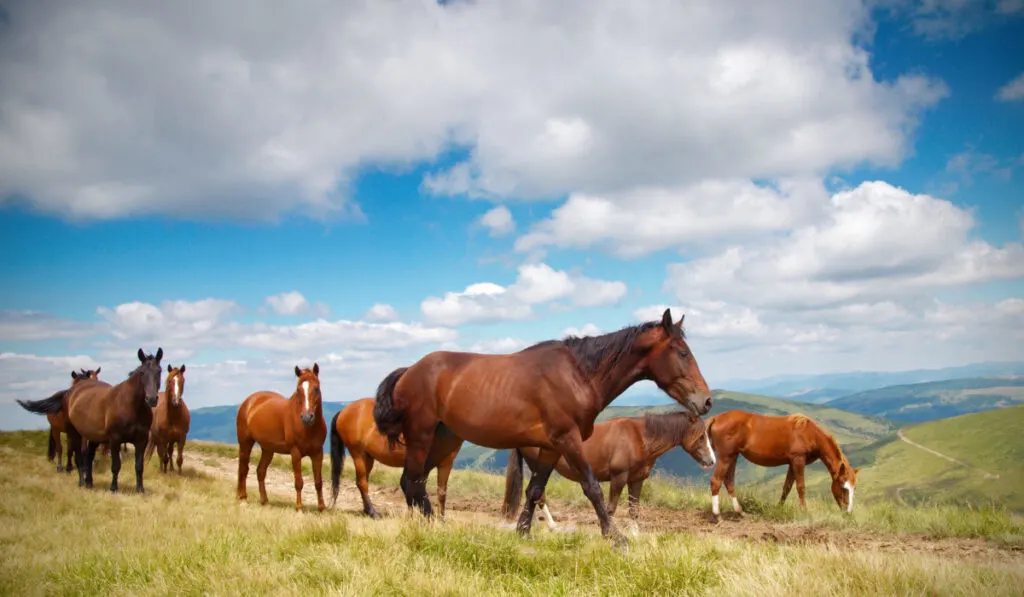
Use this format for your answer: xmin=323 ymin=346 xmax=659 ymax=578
xmin=185 ymin=449 xmax=1023 ymax=565
xmin=896 ymin=429 xmax=1000 ymax=479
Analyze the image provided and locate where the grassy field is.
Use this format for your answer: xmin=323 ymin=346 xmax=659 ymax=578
xmin=2 ymin=430 xmax=1023 ymax=596
xmin=755 ymin=405 xmax=1024 ymax=514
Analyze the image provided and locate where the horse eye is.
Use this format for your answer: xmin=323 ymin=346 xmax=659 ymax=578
xmin=678 ymin=349 xmax=689 ymax=358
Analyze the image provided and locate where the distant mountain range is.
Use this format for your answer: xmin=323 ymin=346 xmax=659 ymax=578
xmin=827 ymin=377 xmax=1024 ymax=423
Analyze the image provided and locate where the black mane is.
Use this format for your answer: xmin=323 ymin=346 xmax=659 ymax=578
xmin=523 ymin=319 xmax=683 ymax=377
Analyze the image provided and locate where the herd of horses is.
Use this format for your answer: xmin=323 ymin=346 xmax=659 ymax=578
xmin=18 ymin=309 xmax=859 ymax=544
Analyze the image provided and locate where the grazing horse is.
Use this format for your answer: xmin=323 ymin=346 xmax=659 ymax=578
xmin=236 ymin=364 xmax=327 ymax=512
xmin=502 ymin=411 xmax=717 ymax=529
xmin=17 ymin=348 xmax=163 ymax=493
xmin=145 ymin=364 xmax=190 ymax=473
xmin=706 ymin=410 xmax=860 ymax=517
xmin=45 ymin=368 xmax=101 ymax=473
xmin=373 ymin=309 xmax=712 ymax=542
xmin=329 ymin=396 xmax=462 ymax=519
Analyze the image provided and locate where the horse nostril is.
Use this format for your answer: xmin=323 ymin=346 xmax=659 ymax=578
xmin=704 ymin=397 xmax=713 ymax=411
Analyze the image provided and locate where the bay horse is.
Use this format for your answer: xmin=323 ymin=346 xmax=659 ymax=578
xmin=145 ymin=364 xmax=190 ymax=473
xmin=17 ymin=348 xmax=164 ymax=493
xmin=236 ymin=363 xmax=327 ymax=512
xmin=329 ymin=396 xmax=462 ymax=519
xmin=706 ymin=410 xmax=860 ymax=518
xmin=373 ymin=308 xmax=712 ymax=543
xmin=502 ymin=411 xmax=717 ymax=529
xmin=45 ymin=367 xmax=101 ymax=473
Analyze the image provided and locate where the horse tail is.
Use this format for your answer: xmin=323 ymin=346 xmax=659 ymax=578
xmin=16 ymin=390 xmax=67 ymax=415
xmin=372 ymin=367 xmax=409 ymax=451
xmin=329 ymin=410 xmax=345 ymax=508
xmin=47 ymin=431 xmax=57 ymax=461
xmin=501 ymin=448 xmax=524 ymax=521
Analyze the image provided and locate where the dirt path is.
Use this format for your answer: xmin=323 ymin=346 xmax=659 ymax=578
xmin=185 ymin=449 xmax=1023 ymax=565
xmin=897 ymin=429 xmax=1000 ymax=479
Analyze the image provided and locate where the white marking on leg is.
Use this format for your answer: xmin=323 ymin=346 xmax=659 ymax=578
xmin=541 ymin=504 xmax=557 ymax=531
xmin=302 ymin=381 xmax=310 ymax=411
xmin=705 ymin=434 xmax=716 ymax=466
xmin=712 ymin=494 xmax=720 ymax=516
xmin=844 ymin=481 xmax=854 ymax=513
xmin=732 ymin=496 xmax=742 ymax=513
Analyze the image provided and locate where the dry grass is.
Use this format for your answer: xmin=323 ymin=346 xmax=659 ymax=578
xmin=1 ymin=431 xmax=1022 ymax=596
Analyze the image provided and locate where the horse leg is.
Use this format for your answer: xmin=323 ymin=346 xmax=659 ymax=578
xmin=353 ymin=453 xmax=379 ymax=519
xmin=426 ymin=427 xmax=462 ymax=521
xmin=515 ymin=453 xmax=556 ymax=536
xmin=290 ymin=448 xmax=306 ymax=512
xmin=556 ymin=433 xmax=623 ymax=543
xmin=134 ymin=437 xmax=148 ymax=494
xmin=237 ymin=439 xmax=254 ymax=502
xmin=779 ymin=465 xmax=795 ymax=504
xmin=109 ymin=441 xmax=122 ymax=493
xmin=538 ymin=494 xmax=559 ymax=531
xmin=64 ymin=433 xmax=75 ymax=473
xmin=83 ymin=441 xmax=99 ymax=488
xmin=725 ymin=458 xmax=742 ymax=514
xmin=710 ymin=454 xmax=734 ymax=519
xmin=402 ymin=426 xmax=438 ymax=518
xmin=256 ymin=449 xmax=274 ymax=506
xmin=162 ymin=441 xmax=172 ymax=473
xmin=627 ymin=480 xmax=643 ymax=521
xmin=52 ymin=429 xmax=62 ymax=471
xmin=175 ymin=440 xmax=185 ymax=473
xmin=792 ymin=458 xmax=808 ymax=509
xmin=607 ymin=472 xmax=627 ymax=517
xmin=436 ymin=461 xmax=454 ymax=520
xmin=311 ymin=449 xmax=326 ymax=512
xmin=144 ymin=435 xmax=156 ymax=470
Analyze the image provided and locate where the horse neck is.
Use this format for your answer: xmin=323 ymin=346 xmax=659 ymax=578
xmin=115 ymin=370 xmax=146 ymax=408
xmin=591 ymin=352 xmax=648 ymax=409
xmin=813 ymin=426 xmax=846 ymax=479
xmin=640 ymin=414 xmax=688 ymax=460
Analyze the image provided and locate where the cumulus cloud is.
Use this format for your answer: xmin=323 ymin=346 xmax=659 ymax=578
xmin=996 ymin=72 xmax=1024 ymax=102
xmin=0 ymin=310 xmax=98 ymax=341
xmin=477 ymin=206 xmax=515 ymax=237
xmin=562 ymin=323 xmax=602 ymax=338
xmin=420 ymin=263 xmax=626 ymax=326
xmin=265 ymin=291 xmax=316 ymax=316
xmin=0 ymin=0 xmax=946 ymax=221
xmin=363 ymin=303 xmax=400 ymax=322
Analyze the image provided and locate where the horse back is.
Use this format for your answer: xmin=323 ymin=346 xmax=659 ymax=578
xmin=338 ymin=397 xmax=399 ymax=461
xmin=65 ymin=381 xmax=117 ymax=440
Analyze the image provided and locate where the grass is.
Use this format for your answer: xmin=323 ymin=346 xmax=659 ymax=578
xmin=2 ymin=430 xmax=1023 ymax=596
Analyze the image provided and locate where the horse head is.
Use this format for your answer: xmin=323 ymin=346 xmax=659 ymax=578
xmin=641 ymin=308 xmax=713 ymax=416
xmin=831 ymin=460 xmax=860 ymax=514
xmin=71 ymin=367 xmax=101 ymax=385
xmin=680 ymin=414 xmax=717 ymax=469
xmin=165 ymin=364 xmax=187 ymax=407
xmin=293 ymin=362 xmax=322 ymax=427
xmin=136 ymin=347 xmax=164 ymax=408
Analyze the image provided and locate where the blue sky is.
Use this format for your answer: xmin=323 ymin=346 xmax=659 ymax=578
xmin=1 ymin=0 xmax=1022 ymax=430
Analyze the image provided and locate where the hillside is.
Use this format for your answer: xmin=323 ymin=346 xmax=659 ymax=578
xmin=826 ymin=378 xmax=1024 ymax=423
xmin=755 ymin=405 xmax=1024 ymax=514
xmin=1 ymin=430 xmax=1023 ymax=596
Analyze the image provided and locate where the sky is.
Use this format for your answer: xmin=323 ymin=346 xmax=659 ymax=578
xmin=1 ymin=0 xmax=1023 ymax=430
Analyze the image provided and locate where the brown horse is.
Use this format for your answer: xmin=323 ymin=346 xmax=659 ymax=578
xmin=502 ymin=411 xmax=717 ymax=529
xmin=44 ymin=368 xmax=101 ymax=473
xmin=706 ymin=410 xmax=860 ymax=517
xmin=329 ymin=396 xmax=462 ymax=519
xmin=236 ymin=363 xmax=327 ymax=512
xmin=373 ymin=308 xmax=712 ymax=542
xmin=17 ymin=348 xmax=164 ymax=493
xmin=145 ymin=364 xmax=190 ymax=473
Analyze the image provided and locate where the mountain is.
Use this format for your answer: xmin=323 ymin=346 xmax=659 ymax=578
xmin=826 ymin=378 xmax=1024 ymax=423
xmin=767 ymin=405 xmax=1024 ymax=513
xmin=723 ymin=361 xmax=1024 ymax=403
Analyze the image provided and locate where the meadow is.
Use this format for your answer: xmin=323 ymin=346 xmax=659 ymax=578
xmin=2 ymin=430 xmax=1022 ymax=596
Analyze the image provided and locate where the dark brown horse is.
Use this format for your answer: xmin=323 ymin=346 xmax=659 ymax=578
xmin=373 ymin=309 xmax=712 ymax=542
xmin=329 ymin=396 xmax=462 ymax=519
xmin=145 ymin=364 xmax=190 ymax=473
xmin=44 ymin=368 xmax=101 ymax=473
xmin=706 ymin=410 xmax=860 ymax=518
xmin=236 ymin=364 xmax=327 ymax=512
xmin=18 ymin=348 xmax=164 ymax=493
xmin=502 ymin=411 xmax=716 ymax=529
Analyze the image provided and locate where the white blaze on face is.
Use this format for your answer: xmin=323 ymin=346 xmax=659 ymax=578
xmin=174 ymin=376 xmax=181 ymax=401
xmin=302 ymin=381 xmax=311 ymax=411
xmin=844 ymin=481 xmax=854 ymax=513
xmin=704 ymin=434 xmax=716 ymax=466
xmin=712 ymin=494 xmax=720 ymax=516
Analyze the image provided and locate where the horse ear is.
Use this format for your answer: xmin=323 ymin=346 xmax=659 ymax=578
xmin=180 ymin=364 xmax=186 ymax=373
xmin=313 ymin=362 xmax=319 ymax=376
xmin=71 ymin=371 xmax=79 ymax=380
xmin=853 ymin=467 xmax=861 ymax=475
xmin=95 ymin=366 xmax=101 ymax=375
xmin=675 ymin=314 xmax=685 ymax=328
xmin=661 ymin=308 xmax=673 ymax=333
xmin=295 ymin=365 xmax=302 ymax=377
xmin=168 ymin=364 xmax=173 ymax=373
xmin=138 ymin=348 xmax=146 ymax=362
xmin=155 ymin=347 xmax=163 ymax=361
xmin=838 ymin=462 xmax=848 ymax=476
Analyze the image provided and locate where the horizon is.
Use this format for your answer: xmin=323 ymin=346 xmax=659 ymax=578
xmin=2 ymin=1 xmax=1023 ymax=430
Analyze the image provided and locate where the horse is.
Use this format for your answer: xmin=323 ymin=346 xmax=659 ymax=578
xmin=372 ymin=308 xmax=712 ymax=543
xmin=43 ymin=368 xmax=101 ymax=473
xmin=144 ymin=364 xmax=190 ymax=473
xmin=17 ymin=348 xmax=163 ymax=493
xmin=236 ymin=363 xmax=328 ymax=512
xmin=502 ymin=411 xmax=717 ymax=529
xmin=705 ymin=410 xmax=860 ymax=518
xmin=329 ymin=396 xmax=462 ymax=519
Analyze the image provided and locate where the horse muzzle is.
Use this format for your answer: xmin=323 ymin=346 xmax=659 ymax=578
xmin=300 ymin=413 xmax=315 ymax=427
xmin=145 ymin=395 xmax=159 ymax=408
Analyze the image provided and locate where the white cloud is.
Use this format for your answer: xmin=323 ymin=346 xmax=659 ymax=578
xmin=665 ymin=181 xmax=1024 ymax=312
xmin=0 ymin=311 xmax=98 ymax=341
xmin=468 ymin=337 xmax=532 ymax=354
xmin=420 ymin=263 xmax=626 ymax=326
xmin=477 ymin=206 xmax=515 ymax=237
xmin=364 ymin=303 xmax=400 ymax=322
xmin=266 ymin=291 xmax=310 ymax=316
xmin=880 ymin=0 xmax=1024 ymax=41
xmin=562 ymin=323 xmax=601 ymax=338
xmin=996 ymin=72 xmax=1024 ymax=102
xmin=0 ymin=0 xmax=946 ymax=221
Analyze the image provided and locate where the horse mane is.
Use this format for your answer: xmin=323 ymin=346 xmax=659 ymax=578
xmin=523 ymin=320 xmax=679 ymax=377
xmin=641 ymin=411 xmax=693 ymax=450
xmin=792 ymin=414 xmax=850 ymax=468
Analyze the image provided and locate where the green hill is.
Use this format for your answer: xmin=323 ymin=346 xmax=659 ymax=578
xmin=759 ymin=405 xmax=1024 ymax=514
xmin=827 ymin=377 xmax=1024 ymax=423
